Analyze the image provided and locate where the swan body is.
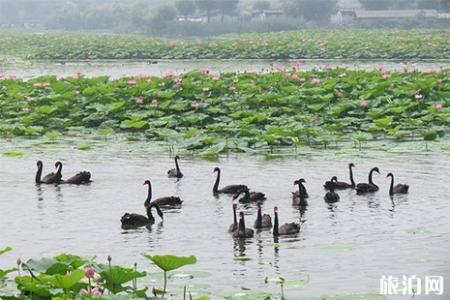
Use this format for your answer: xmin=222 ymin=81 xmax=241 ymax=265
xmin=254 ymin=202 xmax=272 ymax=229
xmin=212 ymin=167 xmax=248 ymax=194
xmin=324 ymin=186 xmax=340 ymax=203
xmin=143 ymin=180 xmax=182 ymax=207
xmin=168 ymin=155 xmax=183 ymax=178
xmin=292 ymin=179 xmax=308 ymax=206
xmin=324 ymin=163 xmax=356 ymax=190
xmin=232 ymin=212 xmax=254 ymax=238
xmin=356 ymin=167 xmax=380 ymax=194
xmin=387 ymin=173 xmax=409 ymax=195
xmin=273 ymin=207 xmax=300 ymax=236
xmin=233 ymin=187 xmax=266 ymax=203
xmin=121 ymin=205 xmax=163 ymax=228
xmin=228 ymin=203 xmax=238 ymax=233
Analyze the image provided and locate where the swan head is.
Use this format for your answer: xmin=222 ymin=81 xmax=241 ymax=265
xmin=55 ymin=161 xmax=62 ymax=169
xmin=349 ymin=163 xmax=355 ymax=168
xmin=386 ymin=172 xmax=394 ymax=178
xmin=37 ymin=160 xmax=43 ymax=167
xmin=143 ymin=180 xmax=151 ymax=186
xmin=175 ymin=155 xmax=180 ymax=160
xmin=331 ymin=176 xmax=338 ymax=182
xmin=274 ymin=206 xmax=278 ymax=213
xmin=372 ymin=167 xmax=380 ymax=174
xmin=213 ymin=167 xmax=220 ymax=173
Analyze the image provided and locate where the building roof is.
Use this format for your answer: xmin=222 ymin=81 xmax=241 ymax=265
xmin=354 ymin=9 xmax=438 ymax=19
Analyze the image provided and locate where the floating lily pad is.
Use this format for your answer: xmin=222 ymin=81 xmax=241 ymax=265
xmin=3 ymin=151 xmax=24 ymax=158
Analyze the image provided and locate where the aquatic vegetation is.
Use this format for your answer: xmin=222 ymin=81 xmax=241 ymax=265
xmin=0 ymin=68 xmax=448 ymax=155
xmin=142 ymin=254 xmax=197 ymax=298
xmin=0 ymin=29 xmax=450 ymax=60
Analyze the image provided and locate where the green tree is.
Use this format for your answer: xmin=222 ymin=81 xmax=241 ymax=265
xmin=281 ymin=0 xmax=337 ymax=23
xmin=253 ymin=0 xmax=271 ymax=11
xmin=175 ymin=0 xmax=196 ymax=17
xmin=359 ymin=0 xmax=392 ymax=10
xmin=151 ymin=5 xmax=177 ymax=29
xmin=217 ymin=0 xmax=239 ymax=23
xmin=195 ymin=0 xmax=218 ymax=23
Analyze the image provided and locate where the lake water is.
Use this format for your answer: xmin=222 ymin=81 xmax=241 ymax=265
xmin=1 ymin=59 xmax=449 ymax=79
xmin=0 ymin=138 xmax=449 ymax=299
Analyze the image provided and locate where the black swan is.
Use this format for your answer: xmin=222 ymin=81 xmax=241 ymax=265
xmin=228 ymin=203 xmax=239 ymax=233
xmin=292 ymin=179 xmax=308 ymax=206
xmin=232 ymin=187 xmax=266 ymax=203
xmin=35 ymin=160 xmax=61 ymax=184
xmin=143 ymin=180 xmax=182 ymax=207
xmin=324 ymin=163 xmax=356 ymax=190
xmin=121 ymin=204 xmax=163 ymax=228
xmin=212 ymin=167 xmax=248 ymax=194
xmin=356 ymin=167 xmax=380 ymax=194
xmin=167 ymin=155 xmax=183 ymax=178
xmin=387 ymin=173 xmax=409 ymax=195
xmin=254 ymin=202 xmax=272 ymax=229
xmin=63 ymin=171 xmax=91 ymax=184
xmin=232 ymin=212 xmax=254 ymax=238
xmin=292 ymin=178 xmax=309 ymax=199
xmin=273 ymin=207 xmax=300 ymax=236
xmin=324 ymin=185 xmax=340 ymax=203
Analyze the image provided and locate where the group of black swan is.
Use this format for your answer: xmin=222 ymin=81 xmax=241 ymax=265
xmin=35 ymin=157 xmax=409 ymax=238
xmin=35 ymin=160 xmax=91 ymax=185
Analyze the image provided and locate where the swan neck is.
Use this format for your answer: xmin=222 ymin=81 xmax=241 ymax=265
xmin=146 ymin=183 xmax=152 ymax=204
xmin=175 ymin=157 xmax=180 ymax=173
xmin=213 ymin=169 xmax=220 ymax=192
xmin=368 ymin=169 xmax=374 ymax=184
xmin=389 ymin=175 xmax=394 ymax=196
xmin=35 ymin=163 xmax=42 ymax=184
xmin=256 ymin=207 xmax=262 ymax=227
xmin=349 ymin=165 xmax=355 ymax=187
xmin=273 ymin=212 xmax=279 ymax=235
xmin=146 ymin=206 xmax=154 ymax=222
xmin=233 ymin=206 xmax=237 ymax=226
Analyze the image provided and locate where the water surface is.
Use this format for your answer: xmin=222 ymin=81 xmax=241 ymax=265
xmin=2 ymin=59 xmax=449 ymax=79
xmin=0 ymin=139 xmax=448 ymax=299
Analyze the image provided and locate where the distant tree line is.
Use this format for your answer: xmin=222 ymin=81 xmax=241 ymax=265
xmin=0 ymin=0 xmax=448 ymax=34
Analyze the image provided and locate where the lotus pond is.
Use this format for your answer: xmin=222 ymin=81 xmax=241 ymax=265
xmin=1 ymin=29 xmax=450 ymax=61
xmin=0 ymin=68 xmax=448 ymax=156
xmin=2 ymin=59 xmax=450 ymax=80
xmin=0 ymin=137 xmax=449 ymax=299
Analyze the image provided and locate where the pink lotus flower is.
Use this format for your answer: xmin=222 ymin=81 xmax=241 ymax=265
xmin=201 ymin=67 xmax=210 ymax=75
xmin=174 ymin=77 xmax=183 ymax=87
xmin=228 ymin=86 xmax=236 ymax=93
xmin=92 ymin=287 xmax=101 ymax=296
xmin=360 ymin=100 xmax=368 ymax=109
xmin=202 ymin=87 xmax=210 ymax=93
xmin=75 ymin=71 xmax=82 ymax=79
xmin=32 ymin=82 xmax=50 ymax=89
xmin=311 ymin=78 xmax=321 ymax=84
xmin=274 ymin=65 xmax=285 ymax=73
xmin=382 ymin=73 xmax=390 ymax=80
xmin=127 ymin=79 xmax=137 ymax=85
xmin=163 ymin=71 xmax=175 ymax=78
xmin=191 ymin=102 xmax=200 ymax=109
xmin=415 ymin=91 xmax=423 ymax=100
xmin=378 ymin=65 xmax=385 ymax=73
xmin=324 ymin=64 xmax=332 ymax=70
xmin=138 ymin=73 xmax=148 ymax=78
xmin=212 ymin=75 xmax=221 ymax=81
xmin=85 ymin=266 xmax=95 ymax=278
xmin=295 ymin=59 xmax=302 ymax=67
xmin=435 ymin=102 xmax=443 ymax=111
xmin=311 ymin=116 xmax=317 ymax=124
xmin=135 ymin=97 xmax=144 ymax=105
xmin=151 ymin=99 xmax=159 ymax=107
